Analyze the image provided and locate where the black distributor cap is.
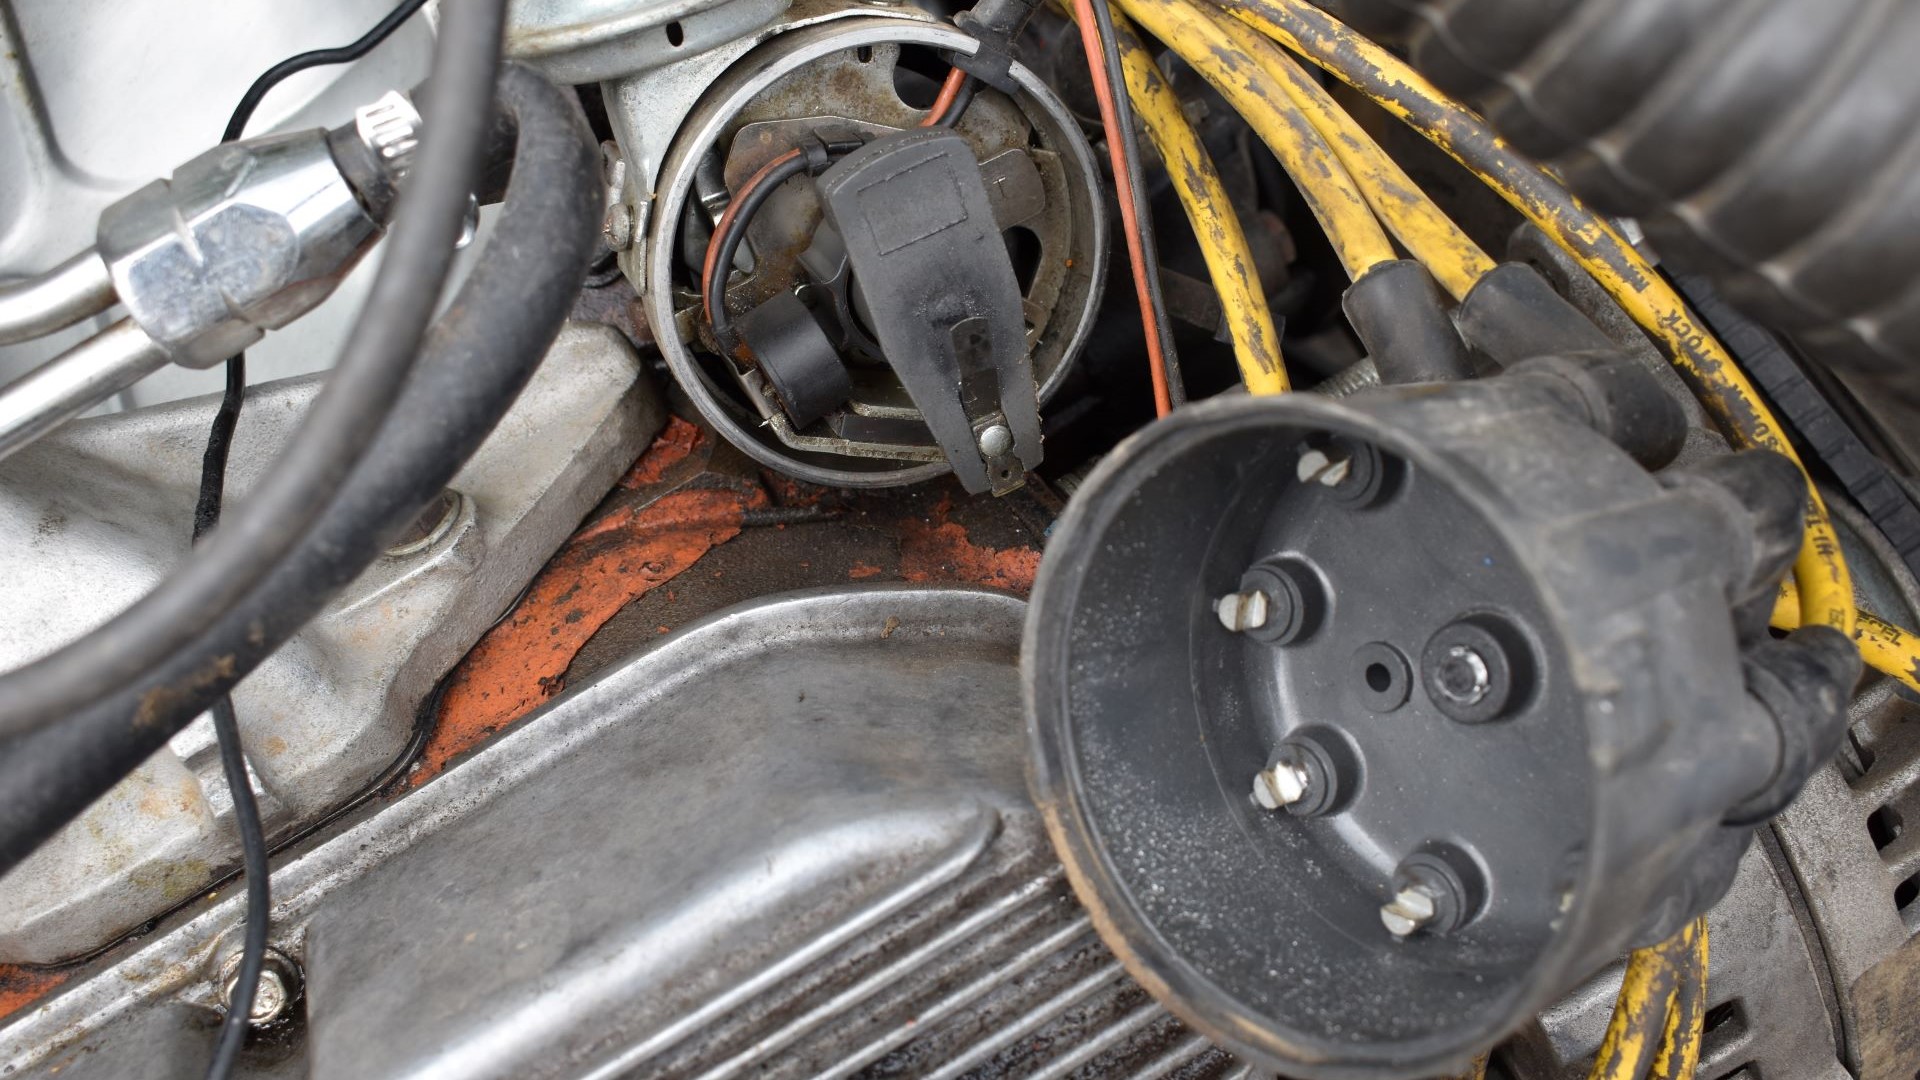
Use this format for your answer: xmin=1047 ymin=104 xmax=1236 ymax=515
xmin=1019 ymin=353 xmax=1823 ymax=1079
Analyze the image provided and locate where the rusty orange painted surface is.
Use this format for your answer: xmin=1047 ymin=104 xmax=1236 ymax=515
xmin=0 ymin=967 xmax=66 ymax=1022
xmin=407 ymin=423 xmax=765 ymax=788
xmin=898 ymin=494 xmax=1042 ymax=594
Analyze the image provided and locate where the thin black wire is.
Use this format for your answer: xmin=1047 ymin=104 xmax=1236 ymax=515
xmin=199 ymin=3 xmax=429 ymax=1075
xmin=1085 ymin=5 xmax=1184 ymax=405
xmin=705 ymin=153 xmax=812 ymax=343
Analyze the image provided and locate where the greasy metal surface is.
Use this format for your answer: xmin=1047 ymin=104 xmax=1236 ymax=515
xmin=1769 ymin=495 xmax=1920 ymax=1076
xmin=0 ymin=587 xmax=1243 ymax=1080
xmin=1535 ymin=839 xmax=1849 ymax=1080
xmin=0 ymin=400 xmax=1901 ymax=1077
xmin=0 ymin=322 xmax=661 ymax=966
xmin=506 ymin=0 xmax=788 ymax=84
xmin=424 ymin=412 xmax=1051 ymax=774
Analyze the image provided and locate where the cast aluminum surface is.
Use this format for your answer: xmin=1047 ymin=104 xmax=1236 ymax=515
xmin=0 ymin=586 xmax=1244 ymax=1080
xmin=506 ymin=0 xmax=787 ymax=84
xmin=0 ymin=321 xmax=661 ymax=966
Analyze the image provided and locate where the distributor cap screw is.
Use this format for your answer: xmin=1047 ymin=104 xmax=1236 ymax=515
xmin=1216 ymin=589 xmax=1270 ymax=632
xmin=1433 ymin=644 xmax=1492 ymax=706
xmin=1251 ymin=758 xmax=1311 ymax=810
xmin=1296 ymin=448 xmax=1352 ymax=487
xmin=1380 ymin=882 xmax=1440 ymax=938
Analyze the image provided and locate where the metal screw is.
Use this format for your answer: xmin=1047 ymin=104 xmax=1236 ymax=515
xmin=1216 ymin=589 xmax=1271 ymax=632
xmin=977 ymin=423 xmax=1014 ymax=458
xmin=1432 ymin=644 xmax=1492 ymax=706
xmin=1296 ymin=448 xmax=1352 ymax=487
xmin=1252 ymin=758 xmax=1312 ymax=809
xmin=1380 ymin=882 xmax=1440 ymax=938
xmin=220 ymin=947 xmax=300 ymax=1027
xmin=603 ymin=203 xmax=636 ymax=250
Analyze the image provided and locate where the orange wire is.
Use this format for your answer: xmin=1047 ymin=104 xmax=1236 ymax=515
xmin=701 ymin=147 xmax=803 ymax=324
xmin=1070 ymin=0 xmax=1173 ymax=417
xmin=924 ymin=67 xmax=969 ymax=127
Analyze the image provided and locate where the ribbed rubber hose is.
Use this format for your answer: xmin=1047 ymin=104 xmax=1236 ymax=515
xmin=0 ymin=64 xmax=602 ymax=875
xmin=1312 ymin=0 xmax=1920 ymax=402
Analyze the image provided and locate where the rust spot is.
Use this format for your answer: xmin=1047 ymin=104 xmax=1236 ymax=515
xmin=0 ymin=966 xmax=67 ymax=1022
xmin=881 ymin=616 xmax=901 ymax=639
xmin=848 ymin=561 xmax=884 ymax=580
xmin=618 ymin=416 xmax=705 ymax=489
xmin=897 ymin=495 xmax=1041 ymax=594
xmin=408 ymin=476 xmax=767 ymax=787
xmin=263 ymin=735 xmax=288 ymax=757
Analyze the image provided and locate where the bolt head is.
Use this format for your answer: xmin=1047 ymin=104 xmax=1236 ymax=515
xmin=1216 ymin=590 xmax=1270 ymax=632
xmin=977 ymin=424 xmax=1014 ymax=458
xmin=224 ymin=965 xmax=290 ymax=1026
xmin=603 ymin=203 xmax=635 ymax=250
xmin=1296 ymin=449 xmax=1353 ymax=487
xmin=1433 ymin=645 xmax=1492 ymax=706
xmin=1380 ymin=883 xmax=1440 ymax=938
xmin=1252 ymin=759 xmax=1311 ymax=809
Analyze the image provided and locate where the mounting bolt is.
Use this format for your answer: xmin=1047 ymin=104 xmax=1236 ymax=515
xmin=603 ymin=202 xmax=636 ymax=250
xmin=977 ymin=423 xmax=1014 ymax=458
xmin=1380 ymin=882 xmax=1441 ymax=938
xmin=1432 ymin=644 xmax=1492 ymax=706
xmin=1252 ymin=757 xmax=1312 ymax=810
xmin=1296 ymin=448 xmax=1353 ymax=487
xmin=1216 ymin=589 xmax=1271 ymax=632
xmin=386 ymin=489 xmax=463 ymax=557
xmin=220 ymin=947 xmax=301 ymax=1027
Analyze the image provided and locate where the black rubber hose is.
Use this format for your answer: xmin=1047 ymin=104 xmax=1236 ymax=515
xmin=0 ymin=0 xmax=505 ymax=739
xmin=0 ymin=63 xmax=602 ymax=875
xmin=1315 ymin=0 xmax=1920 ymax=403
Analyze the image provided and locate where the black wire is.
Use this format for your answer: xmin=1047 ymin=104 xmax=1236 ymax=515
xmin=705 ymin=153 xmax=814 ymax=342
xmin=934 ymin=76 xmax=980 ymax=128
xmin=204 ymin=698 xmax=269 ymax=1080
xmin=1086 ymin=10 xmax=1184 ymax=406
xmin=222 ymin=0 xmax=432 ymax=144
xmin=198 ymin=3 xmax=431 ymax=1075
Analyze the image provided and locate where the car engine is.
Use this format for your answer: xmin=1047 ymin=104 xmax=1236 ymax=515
xmin=0 ymin=0 xmax=1917 ymax=1078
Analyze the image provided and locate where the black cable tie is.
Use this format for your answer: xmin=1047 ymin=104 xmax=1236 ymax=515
xmin=950 ymin=15 xmax=1022 ymax=95
xmin=786 ymin=131 xmax=833 ymax=176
